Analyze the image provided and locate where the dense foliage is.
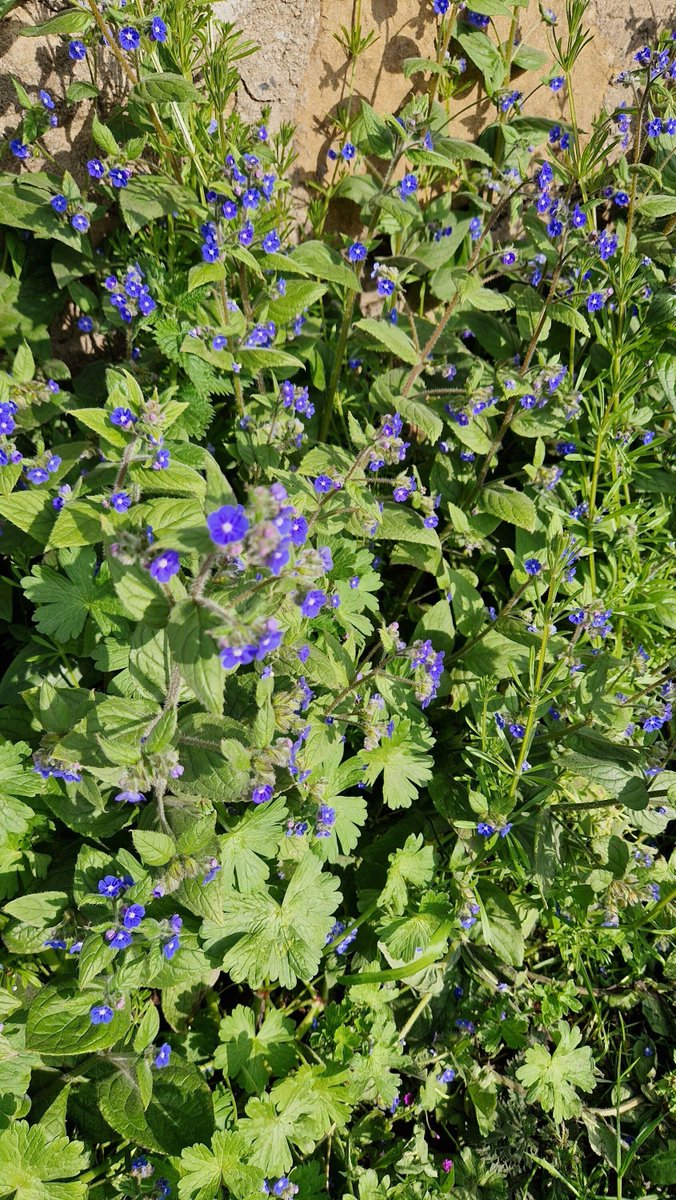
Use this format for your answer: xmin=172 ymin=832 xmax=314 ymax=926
xmin=0 ymin=1 xmax=674 ymax=1197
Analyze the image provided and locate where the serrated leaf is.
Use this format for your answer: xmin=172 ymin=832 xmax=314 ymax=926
xmin=168 ymin=599 xmax=224 ymax=714
xmin=515 ymin=1021 xmax=596 ymax=1122
xmin=358 ymin=719 xmax=434 ymax=809
xmin=479 ymin=484 xmax=536 ymax=531
xmin=355 ymin=318 xmax=418 ymax=365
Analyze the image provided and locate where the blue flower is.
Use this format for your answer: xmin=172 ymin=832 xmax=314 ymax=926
xmin=71 ymin=213 xmax=90 ymax=233
xmin=586 ymin=291 xmax=604 ymax=312
xmin=39 ymin=89 xmax=55 ymax=109
xmin=150 ymin=17 xmax=168 ymax=42
xmin=43 ymin=938 xmax=67 ymax=950
xmin=163 ymin=934 xmax=180 ymax=960
xmin=433 ymin=0 xmax=450 ymax=13
xmin=438 ymin=1067 xmax=456 ymax=1083
xmin=212 ymin=335 xmax=228 ymax=351
xmin=262 ymin=229 xmax=281 ymax=253
xmin=26 ymin=467 xmax=49 ymax=485
xmin=122 ymin=904 xmax=145 ymax=930
xmin=151 ymin=448 xmax=170 ymax=471
xmin=509 ymin=723 xmax=525 ymax=739
xmin=114 ymin=789 xmax=144 ymax=804
xmin=50 ymin=194 xmax=68 ymax=214
xmin=476 ymin=822 xmax=495 ymax=837
xmin=469 ymin=217 xmax=482 ymax=239
xmin=301 ymin=590 xmax=327 ymax=619
xmin=98 ymin=874 xmax=125 ymax=898
xmin=119 ymin=27 xmax=141 ymax=51
xmin=87 ymin=158 xmax=105 ymax=178
xmin=570 ymin=204 xmax=587 ymax=227
xmin=68 ymin=40 xmax=87 ymax=60
xmin=242 ymin=188 xmax=260 ymax=209
xmin=148 ymin=551 xmax=180 ymax=583
xmin=90 ymin=1004 xmax=114 ymax=1025
xmin=207 ymin=503 xmax=249 ymax=546
xmin=77 ymin=315 xmax=94 ymax=332
xmin=252 ymin=784 xmax=274 ymax=805
xmin=313 ymin=475 xmax=334 ymax=493
xmin=108 ymin=167 xmax=130 ymax=188
xmin=347 ymin=241 xmax=367 ymax=262
xmin=220 ymin=644 xmax=257 ymax=669
xmin=614 ymin=191 xmax=629 ymax=207
xmin=524 ymin=558 xmax=542 ymax=576
xmin=341 ymin=143 xmax=356 ymax=160
xmin=399 ymin=173 xmax=418 ymax=199
xmin=646 ymin=118 xmax=662 ymax=137
xmin=107 ymin=928 xmax=133 ymax=951
xmin=549 ymin=75 xmax=565 ymax=92
xmin=154 ymin=1042 xmax=171 ymax=1068
xmin=110 ymin=406 xmax=136 ymax=428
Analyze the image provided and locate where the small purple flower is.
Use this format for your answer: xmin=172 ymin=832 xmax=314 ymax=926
xmin=90 ymin=1004 xmax=113 ymax=1025
xmin=69 ymin=40 xmax=87 ymax=60
xmin=77 ymin=315 xmax=94 ymax=333
xmin=252 ymin=784 xmax=274 ymax=805
xmin=163 ymin=934 xmax=180 ymax=960
xmin=150 ymin=17 xmax=167 ymax=42
xmin=347 ymin=241 xmax=367 ymax=263
xmin=313 ymin=475 xmax=334 ymax=494
xmin=587 ymin=291 xmax=604 ymax=313
xmin=614 ymin=191 xmax=630 ymax=207
xmin=110 ymin=491 xmax=131 ymax=512
xmin=153 ymin=449 xmax=171 ymax=471
xmin=122 ymin=904 xmax=145 ymax=930
xmin=438 ymin=1067 xmax=456 ymax=1084
xmin=207 ymin=503 xmax=249 ymax=546
xmin=26 ymin=467 xmax=50 ymax=485
xmin=524 ymin=558 xmax=542 ymax=576
xmin=300 ymin=590 xmax=327 ymax=619
xmin=549 ymin=76 xmax=565 ymax=92
xmin=71 ymin=214 xmax=90 ymax=234
xmin=110 ymin=406 xmax=136 ymax=429
xmin=98 ymin=875 xmax=125 ymax=898
xmin=50 ymin=194 xmax=68 ymax=214
xmin=87 ymin=158 xmax=105 ymax=179
xmin=476 ymin=822 xmax=495 ymax=837
xmin=220 ymin=644 xmax=257 ymax=669
xmin=148 ymin=551 xmax=180 ymax=584
xmin=119 ymin=26 xmax=141 ymax=51
xmin=399 ymin=173 xmax=418 ymax=199
xmin=262 ymin=230 xmax=281 ymax=253
xmin=154 ymin=1042 xmax=171 ymax=1068
xmin=107 ymin=928 xmax=133 ymax=951
xmin=509 ymin=723 xmax=526 ymax=739
xmin=114 ymin=789 xmax=146 ymax=804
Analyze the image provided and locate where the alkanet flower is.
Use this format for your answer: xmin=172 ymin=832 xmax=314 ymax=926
xmin=207 ymin=504 xmax=249 ymax=546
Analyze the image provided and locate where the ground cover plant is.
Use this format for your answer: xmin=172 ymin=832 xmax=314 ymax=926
xmin=0 ymin=0 xmax=674 ymax=1196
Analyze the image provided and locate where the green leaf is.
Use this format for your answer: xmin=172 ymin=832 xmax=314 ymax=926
xmin=131 ymin=829 xmax=176 ymax=867
xmin=204 ymin=854 xmax=341 ymax=988
xmin=359 ymin=719 xmax=434 ymax=809
xmin=289 ymin=241 xmax=360 ymax=291
xmin=515 ymin=1021 xmax=596 ymax=1122
xmin=214 ymin=1004 xmax=297 ymax=1093
xmin=66 ymin=81 xmax=100 ymax=102
xmin=20 ymin=11 xmax=92 ymax=35
xmin=355 ymin=318 xmax=419 ymax=365
xmin=479 ymin=484 xmax=537 ymax=531
xmin=3 ymin=892 xmax=68 ymax=927
xmin=219 ymin=799 xmax=286 ymax=894
xmin=379 ymin=834 xmax=435 ymax=915
xmin=638 ymin=195 xmax=676 ymax=219
xmin=91 ymin=111 xmax=119 ymax=157
xmin=21 ymin=548 xmax=109 ymax=643
xmin=179 ymin=1131 xmax=264 ymax=1200
xmin=26 ymin=985 xmax=131 ymax=1055
xmin=0 ymin=1122 xmax=88 ymax=1200
xmin=478 ymin=882 xmax=525 ymax=967
xmin=98 ymin=1058 xmax=214 ymax=1153
xmin=168 ymin=599 xmax=224 ymax=714
xmin=119 ymin=175 xmax=195 ymax=236
xmin=131 ymin=72 xmax=205 ymax=105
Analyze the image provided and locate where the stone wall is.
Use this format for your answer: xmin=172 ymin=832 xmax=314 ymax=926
xmin=2 ymin=0 xmax=672 ymax=183
xmin=219 ymin=0 xmax=672 ymax=181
